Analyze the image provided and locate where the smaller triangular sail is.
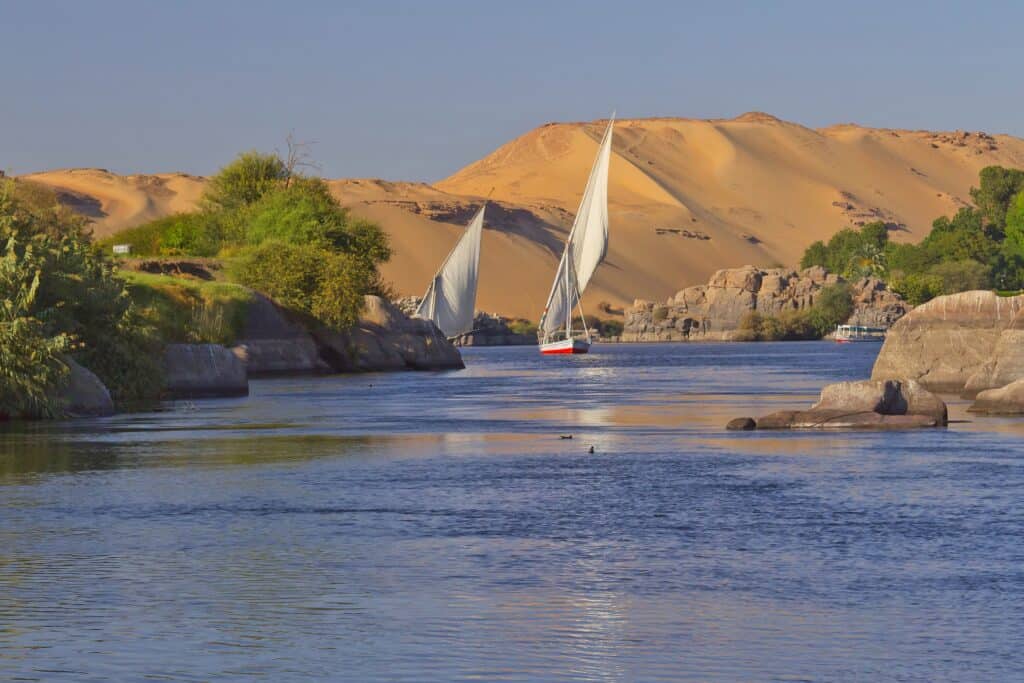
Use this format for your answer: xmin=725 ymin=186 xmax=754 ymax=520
xmin=539 ymin=116 xmax=614 ymax=340
xmin=415 ymin=205 xmax=485 ymax=337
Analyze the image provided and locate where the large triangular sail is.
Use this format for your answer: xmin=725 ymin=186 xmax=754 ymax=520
xmin=539 ymin=116 xmax=614 ymax=342
xmin=415 ymin=205 xmax=485 ymax=338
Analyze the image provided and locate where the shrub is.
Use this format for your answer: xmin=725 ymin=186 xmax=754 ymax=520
xmin=652 ymin=306 xmax=669 ymax=322
xmin=231 ymin=241 xmax=368 ymax=330
xmin=0 ymin=181 xmax=163 ymax=408
xmin=929 ymin=259 xmax=991 ymax=294
xmin=508 ymin=319 xmax=537 ymax=336
xmin=203 ymin=151 xmax=289 ymax=212
xmin=891 ymin=273 xmax=944 ymax=306
xmin=0 ymin=235 xmax=72 ymax=418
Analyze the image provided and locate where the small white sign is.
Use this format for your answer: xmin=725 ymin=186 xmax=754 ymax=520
xmin=112 ymin=244 xmax=131 ymax=255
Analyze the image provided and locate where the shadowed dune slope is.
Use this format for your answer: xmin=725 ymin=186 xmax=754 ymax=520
xmin=21 ymin=113 xmax=1024 ymax=319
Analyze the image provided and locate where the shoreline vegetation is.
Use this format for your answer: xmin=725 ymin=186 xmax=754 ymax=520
xmin=0 ymin=149 xmax=403 ymax=420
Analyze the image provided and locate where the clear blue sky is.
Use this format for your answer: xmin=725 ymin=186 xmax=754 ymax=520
xmin=3 ymin=0 xmax=1021 ymax=180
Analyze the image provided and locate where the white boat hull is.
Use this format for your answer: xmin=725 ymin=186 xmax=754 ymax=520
xmin=539 ymin=338 xmax=591 ymax=355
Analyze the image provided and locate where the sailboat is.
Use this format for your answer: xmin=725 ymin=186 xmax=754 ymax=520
xmin=414 ymin=204 xmax=485 ymax=339
xmin=538 ymin=115 xmax=614 ymax=355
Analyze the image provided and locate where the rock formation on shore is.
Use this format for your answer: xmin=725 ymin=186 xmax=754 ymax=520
xmin=871 ymin=290 xmax=1024 ymax=394
xmin=729 ymin=379 xmax=947 ymax=430
xmin=623 ymin=265 xmax=908 ymax=341
xmin=394 ymin=297 xmax=535 ymax=346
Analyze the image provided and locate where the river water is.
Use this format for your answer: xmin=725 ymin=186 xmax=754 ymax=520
xmin=1 ymin=342 xmax=1023 ymax=682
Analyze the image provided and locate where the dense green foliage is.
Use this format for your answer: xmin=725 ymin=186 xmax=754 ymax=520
xmin=104 ymin=150 xmax=392 ymax=328
xmin=0 ymin=230 xmax=72 ymax=418
xmin=230 ymin=241 xmax=370 ymax=330
xmin=0 ymin=182 xmax=163 ymax=412
xmin=507 ymin=319 xmax=538 ymax=337
xmin=800 ymin=166 xmax=1024 ymax=305
xmin=202 ymin=151 xmax=290 ymax=212
xmin=735 ymin=283 xmax=854 ymax=341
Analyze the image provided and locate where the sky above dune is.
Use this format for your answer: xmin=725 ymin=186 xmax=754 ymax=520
xmin=3 ymin=0 xmax=1022 ymax=180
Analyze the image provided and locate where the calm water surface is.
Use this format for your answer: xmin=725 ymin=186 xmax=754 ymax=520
xmin=1 ymin=342 xmax=1023 ymax=682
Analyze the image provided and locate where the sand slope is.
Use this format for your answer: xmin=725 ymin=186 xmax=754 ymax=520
xmin=21 ymin=113 xmax=1024 ymax=319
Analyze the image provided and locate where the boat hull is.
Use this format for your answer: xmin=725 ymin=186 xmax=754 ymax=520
xmin=539 ymin=339 xmax=591 ymax=355
xmin=835 ymin=337 xmax=884 ymax=344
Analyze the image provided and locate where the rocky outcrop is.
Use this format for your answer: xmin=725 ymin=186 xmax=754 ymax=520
xmin=61 ymin=359 xmax=115 ymax=417
xmin=394 ymin=296 xmax=535 ymax=346
xmin=453 ymin=313 xmax=535 ymax=346
xmin=871 ymin=291 xmax=1024 ymax=393
xmin=231 ymin=294 xmax=330 ymax=376
xmin=969 ymin=379 xmax=1024 ymax=415
xmin=623 ymin=265 xmax=908 ymax=341
xmin=731 ymin=378 xmax=947 ymax=430
xmin=163 ymin=344 xmax=249 ymax=398
xmin=811 ymin=379 xmax=947 ymax=424
xmin=316 ymin=296 xmax=464 ymax=372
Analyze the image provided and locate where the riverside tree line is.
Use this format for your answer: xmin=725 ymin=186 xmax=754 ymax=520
xmin=800 ymin=166 xmax=1024 ymax=305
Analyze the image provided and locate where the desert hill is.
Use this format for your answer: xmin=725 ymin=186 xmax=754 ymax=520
xmin=20 ymin=113 xmax=1024 ymax=319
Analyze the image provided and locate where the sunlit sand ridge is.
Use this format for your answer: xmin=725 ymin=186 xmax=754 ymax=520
xmin=22 ymin=113 xmax=1024 ymax=318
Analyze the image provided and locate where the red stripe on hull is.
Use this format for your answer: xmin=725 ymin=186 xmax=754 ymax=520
xmin=539 ymin=340 xmax=590 ymax=355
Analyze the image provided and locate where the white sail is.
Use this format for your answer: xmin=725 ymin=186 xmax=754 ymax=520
xmin=540 ymin=116 xmax=614 ymax=338
xmin=415 ymin=205 xmax=485 ymax=338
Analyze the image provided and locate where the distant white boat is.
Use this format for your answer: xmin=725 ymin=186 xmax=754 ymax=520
xmin=414 ymin=205 xmax=485 ymax=339
xmin=538 ymin=115 xmax=614 ymax=355
xmin=835 ymin=324 xmax=886 ymax=343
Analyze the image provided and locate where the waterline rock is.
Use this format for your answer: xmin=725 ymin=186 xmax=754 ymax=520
xmin=731 ymin=378 xmax=947 ymax=430
xmin=62 ymin=359 xmax=115 ymax=417
xmin=872 ymin=290 xmax=1024 ymax=393
xmin=968 ymin=379 xmax=1024 ymax=415
xmin=163 ymin=344 xmax=249 ymax=399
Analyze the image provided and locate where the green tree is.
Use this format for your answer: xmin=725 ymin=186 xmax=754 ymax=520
xmin=800 ymin=240 xmax=828 ymax=269
xmin=806 ymin=282 xmax=854 ymax=336
xmin=891 ymin=273 xmax=944 ymax=306
xmin=970 ymin=166 xmax=1024 ymax=230
xmin=203 ymin=151 xmax=289 ymax=212
xmin=1004 ymin=191 xmax=1024 ymax=256
xmin=928 ymin=259 xmax=990 ymax=294
xmin=0 ymin=232 xmax=72 ymax=418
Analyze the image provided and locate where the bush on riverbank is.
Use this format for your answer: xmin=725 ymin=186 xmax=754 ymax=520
xmin=0 ymin=181 xmax=163 ymax=411
xmin=101 ymin=150 xmax=392 ymax=329
xmin=734 ymin=282 xmax=854 ymax=341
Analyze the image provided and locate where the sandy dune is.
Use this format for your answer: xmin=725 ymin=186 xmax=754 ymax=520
xmin=21 ymin=113 xmax=1024 ymax=319
xmin=20 ymin=168 xmax=205 ymax=238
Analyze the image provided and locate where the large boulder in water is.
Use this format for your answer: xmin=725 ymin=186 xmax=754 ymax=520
xmin=163 ymin=344 xmax=249 ymax=398
xmin=61 ymin=359 xmax=115 ymax=417
xmin=316 ymin=296 xmax=464 ymax=372
xmin=812 ymin=378 xmax=947 ymax=424
xmin=968 ymin=379 xmax=1024 ymax=415
xmin=962 ymin=312 xmax=1024 ymax=396
xmin=733 ymin=378 xmax=947 ymax=430
xmin=872 ymin=291 xmax=1024 ymax=393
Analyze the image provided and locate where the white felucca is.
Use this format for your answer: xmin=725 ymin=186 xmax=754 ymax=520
xmin=414 ymin=205 xmax=485 ymax=339
xmin=538 ymin=115 xmax=614 ymax=355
